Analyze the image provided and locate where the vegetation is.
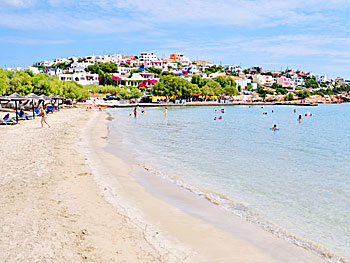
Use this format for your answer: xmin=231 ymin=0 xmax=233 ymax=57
xmin=304 ymin=77 xmax=319 ymax=89
xmin=296 ymin=90 xmax=311 ymax=99
xmin=152 ymin=75 xmax=238 ymax=97
xmin=0 ymin=69 xmax=90 ymax=99
xmin=205 ymin=65 xmax=223 ymax=74
xmin=85 ymin=62 xmax=118 ymax=74
xmin=285 ymin=92 xmax=294 ymax=101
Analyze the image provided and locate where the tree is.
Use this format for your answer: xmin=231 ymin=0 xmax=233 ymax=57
xmin=224 ymin=85 xmax=239 ymax=96
xmin=285 ymin=92 xmax=294 ymax=101
xmin=191 ymin=75 xmax=208 ymax=88
xmin=259 ymin=92 xmax=267 ymax=101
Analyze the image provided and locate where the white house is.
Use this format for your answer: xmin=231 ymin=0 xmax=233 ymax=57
xmin=315 ymin=75 xmax=328 ymax=82
xmin=235 ymin=78 xmax=257 ymax=91
xmin=39 ymin=68 xmax=63 ymax=77
xmin=224 ymin=65 xmax=241 ymax=72
xmin=118 ymin=67 xmax=133 ymax=76
xmin=277 ymin=77 xmax=295 ymax=88
xmin=139 ymin=52 xmax=158 ymax=61
xmin=292 ymin=77 xmax=305 ymax=86
xmin=59 ymin=72 xmax=99 ymax=85
xmin=252 ymin=74 xmax=274 ymax=86
xmin=178 ymin=55 xmax=191 ymax=66
xmin=54 ymin=57 xmax=68 ymax=64
xmin=144 ymin=60 xmax=168 ymax=70
xmin=34 ymin=60 xmax=55 ymax=67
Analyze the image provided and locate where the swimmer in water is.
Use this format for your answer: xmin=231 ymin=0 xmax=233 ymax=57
xmin=141 ymin=107 xmax=146 ymax=115
xmin=214 ymin=109 xmax=217 ymax=113
xmin=298 ymin=114 xmax=303 ymax=123
xmin=294 ymin=109 xmax=297 ymax=113
xmin=272 ymin=124 xmax=277 ymax=131
xmin=214 ymin=117 xmax=217 ymax=120
xmin=218 ymin=116 xmax=223 ymax=120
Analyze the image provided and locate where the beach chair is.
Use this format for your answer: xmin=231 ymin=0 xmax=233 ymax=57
xmin=1 ymin=113 xmax=16 ymax=125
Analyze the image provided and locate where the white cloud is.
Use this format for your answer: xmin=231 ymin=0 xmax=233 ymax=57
xmin=0 ymin=0 xmax=37 ymax=8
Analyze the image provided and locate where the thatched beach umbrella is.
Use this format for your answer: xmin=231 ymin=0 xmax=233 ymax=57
xmin=51 ymin=95 xmax=64 ymax=111
xmin=26 ymin=93 xmax=40 ymax=119
xmin=8 ymin=93 xmax=26 ymax=123
xmin=0 ymin=95 xmax=10 ymax=101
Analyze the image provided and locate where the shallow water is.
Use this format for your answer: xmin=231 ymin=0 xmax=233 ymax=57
xmin=106 ymin=104 xmax=350 ymax=261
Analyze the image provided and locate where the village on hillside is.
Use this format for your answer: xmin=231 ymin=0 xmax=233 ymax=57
xmin=2 ymin=52 xmax=350 ymax=104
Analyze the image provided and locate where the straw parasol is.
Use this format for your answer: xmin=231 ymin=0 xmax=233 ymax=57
xmin=0 ymin=95 xmax=10 ymax=101
xmin=49 ymin=95 xmax=64 ymax=111
xmin=26 ymin=93 xmax=41 ymax=118
xmin=8 ymin=93 xmax=26 ymax=123
xmin=39 ymin=94 xmax=51 ymax=101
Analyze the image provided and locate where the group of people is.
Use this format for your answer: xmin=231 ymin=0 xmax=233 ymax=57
xmin=213 ymin=108 xmax=225 ymax=120
xmin=131 ymin=106 xmax=168 ymax=119
xmin=271 ymin=108 xmax=313 ymax=131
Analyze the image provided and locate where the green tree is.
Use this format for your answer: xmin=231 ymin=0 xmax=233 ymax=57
xmin=285 ymin=92 xmax=294 ymax=101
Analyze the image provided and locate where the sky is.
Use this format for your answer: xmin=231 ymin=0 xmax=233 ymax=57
xmin=1 ymin=0 xmax=350 ymax=79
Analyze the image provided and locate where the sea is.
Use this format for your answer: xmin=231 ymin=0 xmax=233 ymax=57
xmin=106 ymin=104 xmax=350 ymax=262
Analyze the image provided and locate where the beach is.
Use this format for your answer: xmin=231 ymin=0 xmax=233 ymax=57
xmin=0 ymin=108 xmax=330 ymax=262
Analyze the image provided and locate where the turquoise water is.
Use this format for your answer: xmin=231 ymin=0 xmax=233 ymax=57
xmin=107 ymin=104 xmax=350 ymax=261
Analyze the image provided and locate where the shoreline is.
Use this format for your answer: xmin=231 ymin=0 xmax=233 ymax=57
xmin=84 ymin=109 xmax=331 ymax=262
xmin=78 ymin=101 xmax=319 ymax=108
xmin=0 ymin=108 xmax=343 ymax=262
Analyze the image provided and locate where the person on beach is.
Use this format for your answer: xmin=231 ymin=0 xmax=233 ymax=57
xmin=40 ymin=105 xmax=50 ymax=128
xmin=298 ymin=114 xmax=303 ymax=123
xmin=133 ymin=107 xmax=137 ymax=119
xmin=164 ymin=107 xmax=168 ymax=118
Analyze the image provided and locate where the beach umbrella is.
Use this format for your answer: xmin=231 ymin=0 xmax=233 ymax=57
xmin=26 ymin=93 xmax=40 ymax=119
xmin=8 ymin=93 xmax=26 ymax=123
xmin=50 ymin=95 xmax=64 ymax=111
xmin=0 ymin=95 xmax=10 ymax=101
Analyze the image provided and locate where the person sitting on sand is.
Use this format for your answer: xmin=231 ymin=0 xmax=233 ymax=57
xmin=40 ymin=105 xmax=50 ymax=128
xmin=19 ymin=109 xmax=26 ymax=117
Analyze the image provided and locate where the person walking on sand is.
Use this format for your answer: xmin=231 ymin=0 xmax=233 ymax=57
xmin=164 ymin=107 xmax=168 ymax=118
xmin=40 ymin=105 xmax=50 ymax=128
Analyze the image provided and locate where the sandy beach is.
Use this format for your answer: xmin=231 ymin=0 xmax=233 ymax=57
xmin=0 ymin=108 xmax=327 ymax=262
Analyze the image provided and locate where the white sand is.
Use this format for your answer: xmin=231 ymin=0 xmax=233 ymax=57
xmin=0 ymin=108 xmax=327 ymax=262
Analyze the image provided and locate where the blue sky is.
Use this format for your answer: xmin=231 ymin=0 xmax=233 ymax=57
xmin=1 ymin=0 xmax=350 ymax=78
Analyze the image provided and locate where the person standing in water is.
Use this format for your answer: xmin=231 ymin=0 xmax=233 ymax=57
xmin=133 ymin=107 xmax=138 ymax=119
xmin=40 ymin=105 xmax=50 ymax=128
xmin=164 ymin=107 xmax=168 ymax=118
xmin=141 ymin=107 xmax=146 ymax=115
